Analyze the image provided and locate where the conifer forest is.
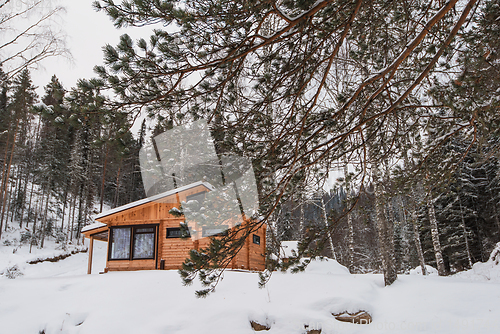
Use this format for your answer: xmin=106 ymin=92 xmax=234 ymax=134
xmin=1 ymin=0 xmax=500 ymax=287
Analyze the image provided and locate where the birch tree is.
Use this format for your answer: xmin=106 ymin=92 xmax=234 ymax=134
xmin=0 ymin=0 xmax=68 ymax=78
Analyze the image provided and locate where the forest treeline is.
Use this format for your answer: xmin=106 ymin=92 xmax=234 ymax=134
xmin=0 ymin=67 xmax=498 ymax=278
xmin=272 ymin=153 xmax=500 ymax=276
xmin=0 ymin=69 xmax=145 ymax=247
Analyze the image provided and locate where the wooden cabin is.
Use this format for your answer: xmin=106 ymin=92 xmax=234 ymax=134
xmin=82 ymin=181 xmax=266 ymax=274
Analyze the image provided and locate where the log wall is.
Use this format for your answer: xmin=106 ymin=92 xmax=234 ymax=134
xmin=94 ymin=185 xmax=266 ymax=272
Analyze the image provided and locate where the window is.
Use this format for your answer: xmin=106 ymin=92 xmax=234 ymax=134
xmin=167 ymin=225 xmax=191 ymax=238
xmin=109 ymin=225 xmax=157 ymax=261
xmin=253 ymin=234 xmax=261 ymax=245
xmin=202 ymin=226 xmax=228 ymax=237
xmin=167 ymin=227 xmax=181 ymax=238
xmin=133 ymin=227 xmax=155 ymax=259
xmin=110 ymin=227 xmax=131 ymax=260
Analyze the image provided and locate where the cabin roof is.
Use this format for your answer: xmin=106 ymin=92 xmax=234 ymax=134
xmin=93 ymin=181 xmax=215 ymax=220
xmin=81 ymin=222 xmax=107 ymax=233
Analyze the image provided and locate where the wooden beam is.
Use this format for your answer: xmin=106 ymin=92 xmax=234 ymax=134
xmin=246 ymin=232 xmax=250 ymax=270
xmin=87 ymin=236 xmax=94 ymax=275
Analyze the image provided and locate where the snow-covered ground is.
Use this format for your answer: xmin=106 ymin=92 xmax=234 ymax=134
xmin=0 ymin=230 xmax=107 ymax=279
xmin=1 ymin=240 xmax=500 ymax=334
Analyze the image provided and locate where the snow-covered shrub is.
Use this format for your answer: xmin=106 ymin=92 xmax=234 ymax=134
xmin=54 ymin=229 xmax=67 ymax=245
xmin=3 ymin=265 xmax=24 ymax=279
xmin=488 ymin=242 xmax=500 ymax=265
xmin=20 ymin=231 xmax=31 ymax=244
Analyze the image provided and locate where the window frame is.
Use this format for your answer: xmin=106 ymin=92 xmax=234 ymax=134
xmin=166 ymin=227 xmax=182 ymax=238
xmin=108 ymin=224 xmax=158 ymax=261
xmin=253 ymin=234 xmax=261 ymax=245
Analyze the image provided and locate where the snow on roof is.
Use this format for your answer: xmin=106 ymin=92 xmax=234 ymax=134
xmin=81 ymin=222 xmax=106 ymax=233
xmin=94 ymin=181 xmax=215 ymax=220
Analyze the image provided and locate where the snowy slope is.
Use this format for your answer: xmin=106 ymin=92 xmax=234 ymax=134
xmin=0 ymin=235 xmax=106 ymax=279
xmin=1 ymin=249 xmax=500 ymax=334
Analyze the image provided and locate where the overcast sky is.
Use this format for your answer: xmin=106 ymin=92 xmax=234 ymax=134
xmin=32 ymin=0 xmax=151 ymax=97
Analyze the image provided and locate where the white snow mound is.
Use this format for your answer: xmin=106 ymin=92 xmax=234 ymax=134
xmin=409 ymin=264 xmax=438 ymax=276
xmin=304 ymin=258 xmax=350 ymax=275
xmin=453 ymin=242 xmax=500 ymax=282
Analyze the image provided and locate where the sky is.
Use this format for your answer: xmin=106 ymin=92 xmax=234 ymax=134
xmin=31 ymin=0 xmax=152 ymax=97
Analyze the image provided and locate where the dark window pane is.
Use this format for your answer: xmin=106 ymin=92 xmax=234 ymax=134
xmin=253 ymin=234 xmax=260 ymax=245
xmin=110 ymin=228 xmax=131 ymax=260
xmin=167 ymin=228 xmax=181 ymax=238
xmin=133 ymin=232 xmax=155 ymax=259
xmin=135 ymin=227 xmax=155 ymax=233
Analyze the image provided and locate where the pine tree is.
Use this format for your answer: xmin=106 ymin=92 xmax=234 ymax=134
xmin=93 ymin=0 xmax=482 ymax=290
xmin=0 ymin=69 xmax=37 ymax=238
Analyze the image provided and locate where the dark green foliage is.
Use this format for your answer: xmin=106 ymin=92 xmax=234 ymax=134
xmin=0 ymin=70 xmax=147 ymax=245
xmin=427 ymin=0 xmax=500 ymax=178
xmin=179 ymin=220 xmax=264 ymax=297
xmin=169 ymin=205 xmax=183 ymax=217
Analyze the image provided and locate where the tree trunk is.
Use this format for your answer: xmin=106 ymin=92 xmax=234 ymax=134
xmin=25 ymin=177 xmax=35 ymax=228
xmin=68 ymin=192 xmax=77 ymax=243
xmin=0 ymin=118 xmax=19 ymax=238
xmin=344 ymin=163 xmax=354 ymax=272
xmin=60 ymin=187 xmax=68 ymax=231
xmin=100 ymin=143 xmax=109 ymax=212
xmin=6 ymin=166 xmax=17 ymax=227
xmin=299 ymin=199 xmax=304 ymax=238
xmin=459 ymin=197 xmax=473 ymax=268
xmin=19 ymin=165 xmax=29 ymax=228
xmin=373 ymin=163 xmax=397 ymax=286
xmin=76 ymin=182 xmax=84 ymax=244
xmin=0 ymin=120 xmax=13 ymax=207
xmin=9 ymin=164 xmax=21 ymax=224
xmin=113 ymin=158 xmax=123 ymax=208
xmin=321 ymin=195 xmax=336 ymax=260
xmin=404 ymin=193 xmax=427 ymax=275
xmin=39 ymin=187 xmax=50 ymax=249
xmin=427 ymin=195 xmax=446 ymax=276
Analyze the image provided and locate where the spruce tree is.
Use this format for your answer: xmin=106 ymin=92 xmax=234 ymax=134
xmin=32 ymin=75 xmax=74 ymax=239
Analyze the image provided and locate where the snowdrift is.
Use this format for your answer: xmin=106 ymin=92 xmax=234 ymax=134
xmin=1 ymin=243 xmax=500 ymax=334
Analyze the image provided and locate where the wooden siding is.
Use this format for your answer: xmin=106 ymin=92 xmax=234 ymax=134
xmin=107 ymin=259 xmax=156 ymax=271
xmin=159 ymin=219 xmax=193 ymax=270
xmin=93 ymin=184 xmax=266 ymax=272
xmin=232 ymin=224 xmax=266 ymax=271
